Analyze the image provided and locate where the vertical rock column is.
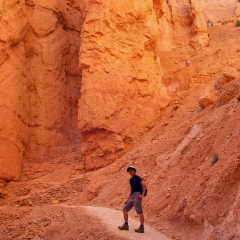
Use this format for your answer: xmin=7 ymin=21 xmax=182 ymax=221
xmin=190 ymin=0 xmax=209 ymax=49
xmin=162 ymin=0 xmax=209 ymax=48
xmin=24 ymin=0 xmax=82 ymax=160
xmin=0 ymin=0 xmax=29 ymax=181
xmin=25 ymin=0 xmax=69 ymax=159
xmin=78 ymin=0 xmax=169 ymax=170
xmin=154 ymin=0 xmax=174 ymax=51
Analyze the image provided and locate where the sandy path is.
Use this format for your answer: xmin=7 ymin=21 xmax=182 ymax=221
xmin=83 ymin=206 xmax=172 ymax=240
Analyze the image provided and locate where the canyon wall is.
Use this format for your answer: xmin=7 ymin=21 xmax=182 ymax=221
xmin=0 ymin=0 xmax=239 ymax=181
xmin=151 ymin=0 xmax=209 ymax=51
xmin=0 ymin=0 xmax=29 ymax=182
xmin=202 ymin=0 xmax=238 ymax=23
xmin=0 ymin=0 xmax=240 ymax=238
xmin=78 ymin=0 xmax=170 ymax=170
xmin=24 ymin=0 xmax=82 ymax=159
xmin=78 ymin=0 xmax=211 ymax=170
xmin=0 ymin=0 xmax=82 ymax=183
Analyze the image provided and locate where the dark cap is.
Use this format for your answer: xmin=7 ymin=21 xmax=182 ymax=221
xmin=127 ymin=166 xmax=136 ymax=172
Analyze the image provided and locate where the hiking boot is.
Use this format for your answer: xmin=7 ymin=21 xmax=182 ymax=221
xmin=118 ymin=223 xmax=129 ymax=231
xmin=135 ymin=225 xmax=144 ymax=233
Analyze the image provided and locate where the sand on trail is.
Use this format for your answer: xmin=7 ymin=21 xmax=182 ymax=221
xmin=83 ymin=205 xmax=172 ymax=240
xmin=0 ymin=204 xmax=171 ymax=239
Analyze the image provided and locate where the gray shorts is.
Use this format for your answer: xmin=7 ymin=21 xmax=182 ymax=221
xmin=123 ymin=192 xmax=143 ymax=214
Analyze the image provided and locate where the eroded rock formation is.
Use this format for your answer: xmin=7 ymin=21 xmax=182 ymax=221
xmin=1 ymin=0 xmax=240 ymax=181
xmin=190 ymin=0 xmax=209 ymax=48
xmin=0 ymin=0 xmax=82 ymax=181
xmin=1 ymin=1 xmax=240 ymax=239
xmin=198 ymin=85 xmax=218 ymax=109
xmin=24 ymin=0 xmax=82 ymax=160
xmin=202 ymin=0 xmax=237 ymax=22
xmin=78 ymin=0 xmax=170 ymax=170
xmin=0 ymin=0 xmax=29 ymax=181
xmin=215 ymin=66 xmax=240 ymax=106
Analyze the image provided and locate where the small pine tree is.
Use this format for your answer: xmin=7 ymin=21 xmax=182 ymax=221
xmin=236 ymin=20 xmax=240 ymax=27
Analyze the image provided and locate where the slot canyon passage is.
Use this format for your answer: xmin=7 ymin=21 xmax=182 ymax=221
xmin=0 ymin=0 xmax=240 ymax=239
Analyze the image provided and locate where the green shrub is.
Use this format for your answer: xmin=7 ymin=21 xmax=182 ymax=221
xmin=236 ymin=20 xmax=240 ymax=27
xmin=211 ymin=153 xmax=219 ymax=166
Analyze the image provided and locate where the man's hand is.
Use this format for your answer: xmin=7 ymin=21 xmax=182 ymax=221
xmin=137 ymin=194 xmax=143 ymax=198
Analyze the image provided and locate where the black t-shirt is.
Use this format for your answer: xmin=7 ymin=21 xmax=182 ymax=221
xmin=130 ymin=175 xmax=142 ymax=194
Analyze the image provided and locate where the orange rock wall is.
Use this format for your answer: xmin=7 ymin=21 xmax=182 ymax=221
xmin=153 ymin=0 xmax=209 ymax=50
xmin=202 ymin=0 xmax=237 ymax=23
xmin=0 ymin=0 xmax=82 ymax=181
xmin=1 ymin=0 xmax=239 ymax=181
xmin=78 ymin=0 xmax=170 ymax=170
xmin=0 ymin=0 xmax=29 ymax=181
xmin=78 ymin=0 xmax=211 ymax=170
xmin=24 ymin=0 xmax=82 ymax=159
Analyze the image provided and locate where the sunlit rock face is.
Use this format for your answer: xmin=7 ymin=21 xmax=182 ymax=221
xmin=1 ymin=0 xmax=238 ymax=180
xmin=78 ymin=0 xmax=169 ymax=170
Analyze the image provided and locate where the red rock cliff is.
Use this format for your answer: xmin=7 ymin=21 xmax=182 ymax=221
xmin=78 ymin=0 xmax=169 ymax=170
xmin=0 ymin=0 xmax=82 ymax=182
xmin=0 ymin=0 xmax=239 ymax=181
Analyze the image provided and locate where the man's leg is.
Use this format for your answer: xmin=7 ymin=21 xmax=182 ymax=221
xmin=134 ymin=196 xmax=144 ymax=233
xmin=135 ymin=213 xmax=144 ymax=233
xmin=118 ymin=200 xmax=133 ymax=230
xmin=139 ymin=213 xmax=144 ymax=225
xmin=123 ymin=209 xmax=128 ymax=223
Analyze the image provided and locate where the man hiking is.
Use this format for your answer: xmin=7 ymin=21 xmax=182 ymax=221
xmin=118 ymin=166 xmax=147 ymax=233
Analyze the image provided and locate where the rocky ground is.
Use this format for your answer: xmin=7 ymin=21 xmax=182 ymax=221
xmin=0 ymin=142 xmax=172 ymax=240
xmin=0 ymin=205 xmax=127 ymax=240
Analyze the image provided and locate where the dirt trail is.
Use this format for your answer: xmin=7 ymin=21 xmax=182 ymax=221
xmin=0 ymin=203 xmax=172 ymax=239
xmin=83 ymin=205 xmax=172 ymax=240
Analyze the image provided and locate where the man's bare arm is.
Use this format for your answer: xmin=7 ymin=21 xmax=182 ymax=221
xmin=140 ymin=181 xmax=146 ymax=197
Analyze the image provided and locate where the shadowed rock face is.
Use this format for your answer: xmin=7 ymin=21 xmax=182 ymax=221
xmin=0 ymin=0 xmax=82 ymax=181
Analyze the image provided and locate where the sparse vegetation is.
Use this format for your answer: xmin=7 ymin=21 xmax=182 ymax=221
xmin=211 ymin=153 xmax=219 ymax=166
xmin=236 ymin=20 xmax=240 ymax=27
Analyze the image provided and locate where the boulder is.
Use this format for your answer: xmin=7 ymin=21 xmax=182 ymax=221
xmin=30 ymin=7 xmax=58 ymax=37
xmin=198 ymin=86 xmax=218 ymax=108
xmin=214 ymin=66 xmax=240 ymax=90
xmin=217 ymin=77 xmax=240 ymax=106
